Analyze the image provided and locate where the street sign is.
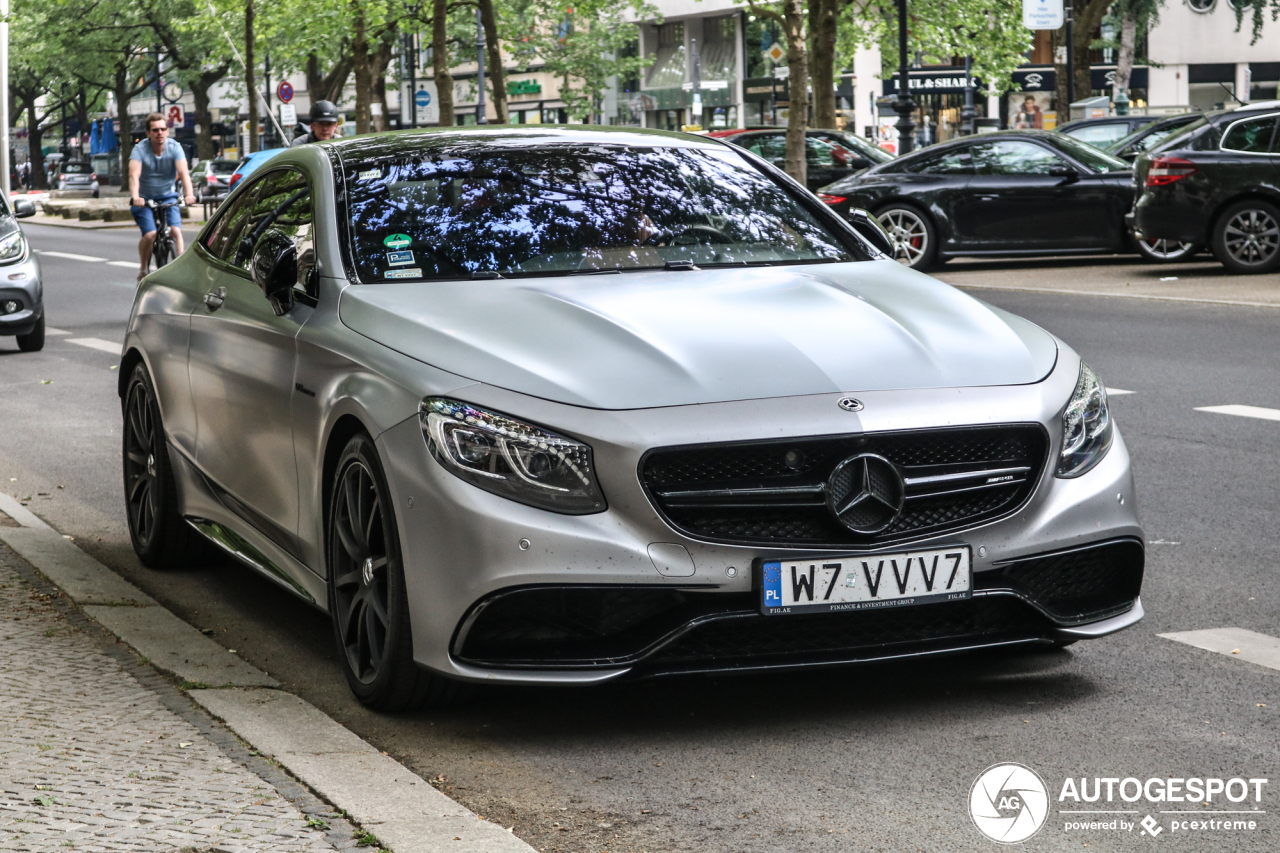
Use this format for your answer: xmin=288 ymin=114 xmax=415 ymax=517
xmin=166 ymin=104 xmax=184 ymax=128
xmin=402 ymin=83 xmax=438 ymax=124
xmin=280 ymin=103 xmax=297 ymax=128
xmin=415 ymin=89 xmax=431 ymax=108
xmin=766 ymin=42 xmax=785 ymax=63
xmin=162 ymin=82 xmax=183 ymax=103
xmin=277 ymin=81 xmax=294 ymax=103
xmin=1023 ymin=0 xmax=1064 ymax=30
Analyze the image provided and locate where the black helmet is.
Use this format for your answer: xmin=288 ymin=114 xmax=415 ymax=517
xmin=310 ymin=100 xmax=340 ymax=123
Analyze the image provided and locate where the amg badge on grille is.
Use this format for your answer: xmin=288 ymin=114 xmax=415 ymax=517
xmin=826 ymin=453 xmax=905 ymax=534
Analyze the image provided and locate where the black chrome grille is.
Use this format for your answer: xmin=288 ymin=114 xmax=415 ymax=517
xmin=640 ymin=425 xmax=1049 ymax=548
xmin=978 ymin=538 xmax=1144 ymax=623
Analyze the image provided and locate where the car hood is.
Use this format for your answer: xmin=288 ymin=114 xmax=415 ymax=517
xmin=338 ymin=261 xmax=1058 ymax=410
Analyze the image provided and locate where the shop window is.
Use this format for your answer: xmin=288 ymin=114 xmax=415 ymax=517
xmin=647 ymin=23 xmax=686 ymax=88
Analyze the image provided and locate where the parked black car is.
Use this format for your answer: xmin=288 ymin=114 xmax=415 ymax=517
xmin=1106 ymin=113 xmax=1204 ymax=162
xmin=816 ymin=130 xmax=1138 ymax=269
xmin=1131 ymin=105 xmax=1280 ymax=274
xmin=716 ymin=128 xmax=895 ymax=190
xmin=1057 ymin=115 xmax=1162 ymax=149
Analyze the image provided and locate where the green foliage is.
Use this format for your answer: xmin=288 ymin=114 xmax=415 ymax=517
xmin=1229 ymin=0 xmax=1279 ymax=44
xmin=836 ymin=0 xmax=1033 ymax=96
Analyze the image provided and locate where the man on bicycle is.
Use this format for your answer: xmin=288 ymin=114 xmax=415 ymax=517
xmin=129 ymin=113 xmax=196 ymax=282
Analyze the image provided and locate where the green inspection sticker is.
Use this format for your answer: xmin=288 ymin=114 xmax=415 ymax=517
xmin=383 ymin=233 xmax=412 ymax=249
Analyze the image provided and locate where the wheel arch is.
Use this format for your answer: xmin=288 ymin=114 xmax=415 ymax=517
xmin=1207 ymin=191 xmax=1280 ymax=245
xmin=321 ymin=413 xmax=375 ymax=538
xmin=118 ymin=347 xmax=147 ymax=399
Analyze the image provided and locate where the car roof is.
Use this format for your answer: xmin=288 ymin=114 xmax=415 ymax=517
xmin=326 ymin=126 xmax=724 ymax=159
xmin=1205 ymin=104 xmax=1280 ymax=125
xmin=1057 ymin=115 xmax=1155 ymax=130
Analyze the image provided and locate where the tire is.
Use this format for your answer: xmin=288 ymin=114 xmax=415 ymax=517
xmin=16 ymin=314 xmax=44 ymax=352
xmin=1212 ymin=199 xmax=1280 ymax=274
xmin=1135 ymin=237 xmax=1199 ymax=263
xmin=327 ymin=434 xmax=466 ymax=710
xmin=152 ymin=233 xmax=173 ymax=270
xmin=875 ymin=204 xmax=937 ymax=270
xmin=123 ymin=363 xmax=205 ymax=568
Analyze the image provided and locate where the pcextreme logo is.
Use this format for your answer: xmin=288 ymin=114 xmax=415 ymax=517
xmin=970 ymin=764 xmax=1269 ymax=843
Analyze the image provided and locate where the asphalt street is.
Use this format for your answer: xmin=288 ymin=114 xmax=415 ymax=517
xmin=4 ymin=223 xmax=1279 ymax=852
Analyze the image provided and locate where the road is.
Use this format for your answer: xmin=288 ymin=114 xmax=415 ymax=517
xmin=5 ymin=223 xmax=1279 ymax=852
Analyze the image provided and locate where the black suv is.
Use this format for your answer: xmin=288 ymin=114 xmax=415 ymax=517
xmin=1131 ymin=104 xmax=1280 ymax=274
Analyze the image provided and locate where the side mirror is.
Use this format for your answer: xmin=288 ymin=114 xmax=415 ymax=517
xmin=847 ymin=208 xmax=895 ymax=257
xmin=847 ymin=156 xmax=871 ymax=170
xmin=250 ymin=228 xmax=297 ymax=316
xmin=12 ymin=199 xmax=36 ymax=218
xmin=1049 ymin=165 xmax=1080 ymax=182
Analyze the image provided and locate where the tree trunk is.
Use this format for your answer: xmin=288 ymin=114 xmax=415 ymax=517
xmin=1074 ymin=0 xmax=1111 ymax=104
xmin=115 ymin=66 xmax=133 ymax=193
xmin=432 ymin=0 xmax=455 ymax=126
xmin=808 ymin=0 xmax=839 ymax=129
xmin=74 ymin=89 xmax=91 ymax=157
xmin=306 ymin=51 xmax=355 ymax=104
xmin=352 ymin=5 xmax=373 ymax=133
xmin=191 ymin=76 xmax=217 ymax=159
xmin=1115 ymin=9 xmax=1138 ymax=93
xmin=478 ymin=0 xmax=507 ymax=123
xmin=371 ymin=34 xmax=395 ymax=131
xmin=25 ymin=101 xmax=48 ymax=190
xmin=245 ymin=0 xmax=259 ymax=152
xmin=782 ymin=0 xmax=809 ymax=186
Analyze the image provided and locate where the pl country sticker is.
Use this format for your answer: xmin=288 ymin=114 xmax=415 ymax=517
xmin=385 ymin=268 xmax=422 ymax=279
xmin=386 ymin=250 xmax=415 ymax=266
xmin=357 ymin=168 xmax=383 ymax=180
xmin=383 ymin=233 xmax=412 ymax=249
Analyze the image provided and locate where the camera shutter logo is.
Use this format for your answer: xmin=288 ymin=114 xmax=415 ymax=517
xmin=969 ymin=763 xmax=1049 ymax=843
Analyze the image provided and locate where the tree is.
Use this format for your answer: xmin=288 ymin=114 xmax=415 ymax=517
xmin=748 ymin=0 xmax=809 ymax=184
xmin=1230 ymin=0 xmax=1279 ymax=45
xmin=1094 ymin=0 xmax=1163 ymax=96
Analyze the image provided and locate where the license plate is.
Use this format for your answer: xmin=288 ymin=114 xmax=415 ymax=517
xmin=760 ymin=547 xmax=972 ymax=615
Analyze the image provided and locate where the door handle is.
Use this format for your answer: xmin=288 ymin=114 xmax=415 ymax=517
xmin=203 ymin=286 xmax=226 ymax=310
xmin=976 ymin=194 xmax=1000 ymax=201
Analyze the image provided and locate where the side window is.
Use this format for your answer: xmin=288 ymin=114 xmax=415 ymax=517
xmin=905 ymin=148 xmax=972 ymax=175
xmin=970 ymin=141 xmax=1063 ymax=176
xmin=743 ymin=134 xmax=786 ymax=165
xmin=231 ymin=169 xmax=313 ymax=279
xmin=1221 ymin=115 xmax=1279 ymax=153
xmin=202 ymin=180 xmax=263 ymax=262
xmin=1067 ymin=123 xmax=1131 ymax=146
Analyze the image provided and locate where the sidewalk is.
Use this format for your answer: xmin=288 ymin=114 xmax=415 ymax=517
xmin=0 ymin=496 xmax=536 ymax=853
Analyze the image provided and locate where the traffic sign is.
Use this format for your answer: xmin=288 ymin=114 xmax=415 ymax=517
xmin=766 ymin=42 xmax=785 ymax=63
xmin=415 ymin=89 xmax=431 ymax=108
xmin=1023 ymin=0 xmax=1064 ymax=29
xmin=166 ymin=104 xmax=185 ymax=128
xmin=280 ymin=103 xmax=297 ymax=128
xmin=162 ymin=81 xmax=184 ymax=103
xmin=277 ymin=81 xmax=294 ymax=103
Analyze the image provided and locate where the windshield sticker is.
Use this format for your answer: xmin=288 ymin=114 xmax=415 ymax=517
xmin=385 ymin=268 xmax=422 ymax=279
xmin=383 ymin=233 xmax=412 ymax=249
xmin=358 ymin=168 xmax=383 ymax=181
xmin=387 ymin=250 xmax=415 ymax=266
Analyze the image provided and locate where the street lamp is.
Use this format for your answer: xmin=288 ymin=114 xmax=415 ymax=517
xmin=892 ymin=0 xmax=917 ymax=154
xmin=475 ymin=8 xmax=487 ymax=125
xmin=960 ymin=56 xmax=975 ymax=136
xmin=405 ymin=4 xmax=419 ymax=129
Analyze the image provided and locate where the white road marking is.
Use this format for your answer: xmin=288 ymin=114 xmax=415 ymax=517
xmin=45 ymin=327 xmax=71 ymax=336
xmin=36 ymin=250 xmax=108 ymax=263
xmin=1194 ymin=404 xmax=1280 ymax=422
xmin=1159 ymin=628 xmax=1280 ymax=673
xmin=106 ymin=261 xmax=139 ymax=268
xmin=1106 ymin=388 xmax=1135 ymax=396
xmin=66 ymin=337 xmax=122 ymax=354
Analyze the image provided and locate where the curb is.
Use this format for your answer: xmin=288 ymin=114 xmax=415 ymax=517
xmin=948 ymin=282 xmax=1280 ymax=310
xmin=0 ymin=500 xmax=535 ymax=853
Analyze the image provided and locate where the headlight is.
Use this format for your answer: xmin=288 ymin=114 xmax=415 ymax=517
xmin=0 ymin=231 xmax=26 ymax=264
xmin=1057 ymin=362 xmax=1113 ymax=478
xmin=420 ymin=398 xmax=607 ymax=514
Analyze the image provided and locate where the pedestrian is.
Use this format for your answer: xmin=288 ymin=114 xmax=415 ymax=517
xmin=128 ymin=113 xmax=197 ymax=283
xmin=290 ymin=101 xmax=341 ymax=146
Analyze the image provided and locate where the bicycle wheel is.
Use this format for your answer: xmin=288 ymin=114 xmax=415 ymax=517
xmin=152 ymin=231 xmax=173 ymax=269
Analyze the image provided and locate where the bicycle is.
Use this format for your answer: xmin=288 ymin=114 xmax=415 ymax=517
xmin=148 ymin=198 xmax=180 ymax=270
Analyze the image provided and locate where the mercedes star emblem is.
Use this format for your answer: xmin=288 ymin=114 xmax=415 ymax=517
xmin=826 ymin=453 xmax=905 ymax=534
xmin=838 ymin=397 xmax=864 ymax=412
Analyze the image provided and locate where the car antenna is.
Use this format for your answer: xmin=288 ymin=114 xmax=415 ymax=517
xmin=1218 ymin=81 xmax=1246 ymax=107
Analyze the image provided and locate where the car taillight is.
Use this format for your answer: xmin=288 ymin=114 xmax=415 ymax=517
xmin=90 ymin=173 xmax=97 ymax=181
xmin=1146 ymin=157 xmax=1198 ymax=187
xmin=58 ymin=173 xmax=66 ymax=181
xmin=207 ymin=174 xmax=217 ymax=184
xmin=817 ymin=192 xmax=847 ymax=205
xmin=229 ymin=173 xmax=242 ymax=186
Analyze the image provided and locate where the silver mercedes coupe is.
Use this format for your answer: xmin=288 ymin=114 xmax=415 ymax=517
xmin=121 ymin=128 xmax=1144 ymax=709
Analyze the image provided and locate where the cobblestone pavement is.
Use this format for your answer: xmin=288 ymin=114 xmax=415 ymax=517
xmin=0 ymin=556 xmax=344 ymax=852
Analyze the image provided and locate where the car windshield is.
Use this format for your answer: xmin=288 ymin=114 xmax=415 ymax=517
xmin=340 ymin=144 xmax=855 ymax=281
xmin=1050 ymin=134 xmax=1130 ymax=172
xmin=1106 ymin=119 xmax=1194 ymax=155
xmin=833 ymin=133 xmax=894 ymax=164
xmin=1147 ymin=117 xmax=1215 ymax=154
xmin=211 ymin=160 xmax=238 ymax=174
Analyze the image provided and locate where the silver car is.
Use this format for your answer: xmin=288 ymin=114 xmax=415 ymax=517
xmin=121 ymin=128 xmax=1144 ymax=709
xmin=0 ymin=196 xmax=44 ymax=351
xmin=55 ymin=161 xmax=101 ymax=197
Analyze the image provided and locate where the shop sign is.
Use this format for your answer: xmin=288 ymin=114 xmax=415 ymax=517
xmin=882 ymin=72 xmax=976 ymax=95
xmin=507 ymin=79 xmax=542 ymax=96
xmin=1009 ymin=67 xmax=1148 ymax=92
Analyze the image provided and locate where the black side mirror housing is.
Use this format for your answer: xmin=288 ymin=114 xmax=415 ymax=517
xmin=12 ymin=199 xmax=36 ymax=218
xmin=250 ymin=229 xmax=297 ymax=316
xmin=1049 ymin=165 xmax=1080 ymax=182
xmin=847 ymin=208 xmax=895 ymax=258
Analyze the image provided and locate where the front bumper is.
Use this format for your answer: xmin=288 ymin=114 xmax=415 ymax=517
xmin=0 ymin=255 xmax=42 ymax=335
xmin=378 ymin=350 xmax=1143 ymax=685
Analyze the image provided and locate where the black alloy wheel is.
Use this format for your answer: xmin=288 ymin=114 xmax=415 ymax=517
xmin=1213 ymin=200 xmax=1280 ymax=274
xmin=123 ymin=363 xmax=203 ymax=567
xmin=327 ymin=434 xmax=465 ymax=710
xmin=16 ymin=314 xmax=44 ymax=352
xmin=1135 ymin=237 xmax=1199 ymax=263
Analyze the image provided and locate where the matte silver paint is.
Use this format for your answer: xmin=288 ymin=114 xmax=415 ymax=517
xmin=123 ymin=131 xmax=1144 ymax=687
